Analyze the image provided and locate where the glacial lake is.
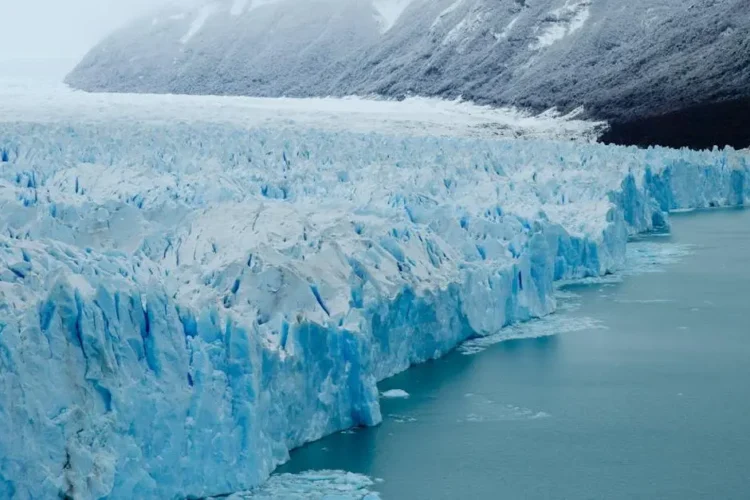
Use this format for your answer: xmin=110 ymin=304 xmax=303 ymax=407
xmin=276 ymin=208 xmax=750 ymax=499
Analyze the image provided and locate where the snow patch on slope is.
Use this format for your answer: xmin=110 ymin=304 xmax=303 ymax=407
xmin=442 ymin=8 xmax=490 ymax=50
xmin=181 ymin=3 xmax=220 ymax=44
xmin=494 ymin=15 xmax=520 ymax=40
xmin=431 ymin=0 xmax=465 ymax=29
xmin=531 ymin=0 xmax=591 ymax=50
xmin=373 ymin=0 xmax=414 ymax=33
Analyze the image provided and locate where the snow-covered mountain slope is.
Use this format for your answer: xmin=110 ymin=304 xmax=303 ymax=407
xmin=67 ymin=0 xmax=383 ymax=99
xmin=1 ymin=85 xmax=748 ymax=499
xmin=66 ymin=0 xmax=750 ymax=149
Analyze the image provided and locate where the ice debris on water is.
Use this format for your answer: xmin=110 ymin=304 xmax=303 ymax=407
xmin=457 ymin=395 xmax=549 ymax=423
xmin=388 ymin=414 xmax=418 ymax=424
xmin=0 ymin=108 xmax=747 ymax=499
xmin=381 ymin=389 xmax=410 ymax=399
xmin=224 ymin=470 xmax=380 ymax=500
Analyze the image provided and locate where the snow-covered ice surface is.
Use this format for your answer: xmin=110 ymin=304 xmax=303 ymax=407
xmin=0 ymin=82 xmax=749 ymax=499
xmin=0 ymin=81 xmax=606 ymax=142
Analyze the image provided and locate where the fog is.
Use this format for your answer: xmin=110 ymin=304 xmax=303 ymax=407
xmin=1 ymin=0 xmax=174 ymax=64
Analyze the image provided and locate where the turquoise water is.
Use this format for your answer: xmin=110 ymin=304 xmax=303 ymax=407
xmin=278 ymin=209 xmax=750 ymax=499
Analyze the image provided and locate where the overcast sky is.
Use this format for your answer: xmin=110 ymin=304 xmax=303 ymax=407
xmin=1 ymin=0 xmax=173 ymax=63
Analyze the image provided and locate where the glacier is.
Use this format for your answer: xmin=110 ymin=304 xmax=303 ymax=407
xmin=0 ymin=88 xmax=748 ymax=499
xmin=64 ymin=0 xmax=750 ymax=149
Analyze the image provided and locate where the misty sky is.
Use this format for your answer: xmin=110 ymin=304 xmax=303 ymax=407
xmin=1 ymin=0 xmax=173 ymax=62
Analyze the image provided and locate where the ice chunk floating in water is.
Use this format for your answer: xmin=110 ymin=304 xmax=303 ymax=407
xmin=0 ymin=95 xmax=748 ymax=499
xmin=381 ymin=389 xmax=410 ymax=399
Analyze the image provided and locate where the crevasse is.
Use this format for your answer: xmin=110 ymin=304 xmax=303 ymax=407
xmin=0 ymin=122 xmax=747 ymax=499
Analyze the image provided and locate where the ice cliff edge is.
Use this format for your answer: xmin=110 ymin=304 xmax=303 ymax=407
xmin=0 ymin=121 xmax=748 ymax=498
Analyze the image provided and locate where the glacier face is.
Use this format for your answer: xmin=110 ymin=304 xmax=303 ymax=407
xmin=0 ymin=101 xmax=748 ymax=499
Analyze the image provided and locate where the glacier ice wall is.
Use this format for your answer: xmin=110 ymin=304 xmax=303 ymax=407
xmin=0 ymin=122 xmax=748 ymax=499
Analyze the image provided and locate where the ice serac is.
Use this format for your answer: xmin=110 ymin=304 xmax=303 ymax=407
xmin=0 ymin=118 xmax=748 ymax=499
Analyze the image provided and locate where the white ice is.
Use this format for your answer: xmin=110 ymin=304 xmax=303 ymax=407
xmin=531 ymin=0 xmax=592 ymax=50
xmin=494 ymin=15 xmax=520 ymax=41
xmin=0 ymin=78 xmax=607 ymax=142
xmin=0 ymin=81 xmax=747 ymax=499
xmin=381 ymin=389 xmax=410 ymax=399
xmin=225 ymin=470 xmax=380 ymax=499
